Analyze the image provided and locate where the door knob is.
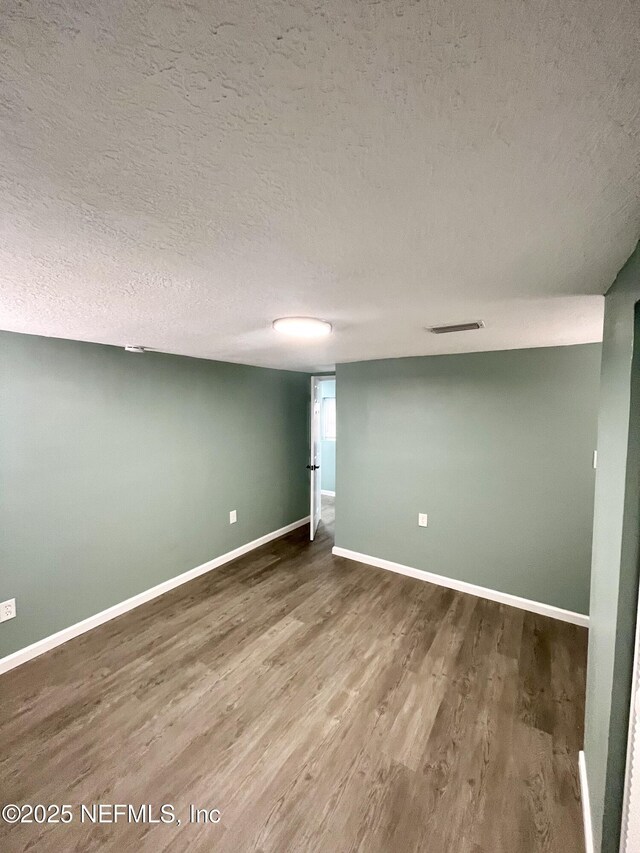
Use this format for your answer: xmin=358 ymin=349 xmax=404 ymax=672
xmin=306 ymin=465 xmax=320 ymax=470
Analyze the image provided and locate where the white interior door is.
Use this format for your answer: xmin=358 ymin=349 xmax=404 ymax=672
xmin=309 ymin=376 xmax=322 ymax=540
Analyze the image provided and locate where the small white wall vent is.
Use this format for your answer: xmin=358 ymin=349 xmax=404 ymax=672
xmin=427 ymin=321 xmax=485 ymax=334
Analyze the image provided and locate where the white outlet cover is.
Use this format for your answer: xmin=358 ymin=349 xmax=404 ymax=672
xmin=0 ymin=598 xmax=16 ymax=622
xmin=229 ymin=510 xmax=237 ymax=524
xmin=418 ymin=513 xmax=428 ymax=527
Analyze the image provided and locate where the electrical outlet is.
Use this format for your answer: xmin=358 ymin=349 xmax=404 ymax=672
xmin=418 ymin=513 xmax=428 ymax=528
xmin=0 ymin=598 xmax=16 ymax=622
xmin=229 ymin=510 xmax=237 ymax=524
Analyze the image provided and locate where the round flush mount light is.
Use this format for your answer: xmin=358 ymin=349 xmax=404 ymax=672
xmin=272 ymin=317 xmax=332 ymax=338
xmin=124 ymin=345 xmax=146 ymax=353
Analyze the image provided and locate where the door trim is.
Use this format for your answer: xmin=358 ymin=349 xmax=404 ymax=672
xmin=579 ymin=752 xmax=595 ymax=853
xmin=309 ymin=375 xmax=323 ymax=540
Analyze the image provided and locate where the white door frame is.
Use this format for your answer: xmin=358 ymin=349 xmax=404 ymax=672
xmin=621 ymin=589 xmax=640 ymax=851
xmin=309 ymin=376 xmax=322 ymax=540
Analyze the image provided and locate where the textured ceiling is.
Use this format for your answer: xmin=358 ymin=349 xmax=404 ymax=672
xmin=1 ymin=0 xmax=639 ymax=371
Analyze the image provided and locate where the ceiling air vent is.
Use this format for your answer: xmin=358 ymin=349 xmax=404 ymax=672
xmin=428 ymin=321 xmax=485 ymax=334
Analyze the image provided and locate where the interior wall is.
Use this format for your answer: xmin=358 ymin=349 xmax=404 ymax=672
xmin=584 ymin=242 xmax=640 ymax=853
xmin=335 ymin=343 xmax=601 ymax=614
xmin=320 ymin=378 xmax=336 ymax=493
xmin=0 ymin=331 xmax=310 ymax=658
xmin=620 ymin=309 xmax=640 ymax=852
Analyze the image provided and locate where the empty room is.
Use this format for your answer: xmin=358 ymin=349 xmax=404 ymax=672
xmin=1 ymin=2 xmax=639 ymax=852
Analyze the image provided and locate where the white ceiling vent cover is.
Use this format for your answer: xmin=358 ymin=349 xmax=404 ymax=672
xmin=428 ymin=321 xmax=485 ymax=334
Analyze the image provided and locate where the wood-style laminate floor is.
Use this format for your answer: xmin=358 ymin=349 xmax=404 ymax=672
xmin=1 ymin=496 xmax=587 ymax=852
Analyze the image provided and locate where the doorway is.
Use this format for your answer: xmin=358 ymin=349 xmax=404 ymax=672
xmin=309 ymin=376 xmax=336 ymax=541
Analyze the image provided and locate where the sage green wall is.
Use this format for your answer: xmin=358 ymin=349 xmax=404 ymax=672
xmin=584 ymin=243 xmax=640 ymax=853
xmin=0 ymin=331 xmax=309 ymax=658
xmin=335 ymin=344 xmax=601 ymax=614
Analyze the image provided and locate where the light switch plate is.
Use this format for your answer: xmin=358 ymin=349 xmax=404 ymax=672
xmin=418 ymin=513 xmax=428 ymax=528
xmin=229 ymin=510 xmax=237 ymax=524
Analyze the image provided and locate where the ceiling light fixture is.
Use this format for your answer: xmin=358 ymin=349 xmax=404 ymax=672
xmin=124 ymin=345 xmax=146 ymax=353
xmin=272 ymin=317 xmax=332 ymax=338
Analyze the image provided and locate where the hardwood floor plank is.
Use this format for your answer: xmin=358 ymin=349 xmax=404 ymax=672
xmin=0 ymin=498 xmax=588 ymax=852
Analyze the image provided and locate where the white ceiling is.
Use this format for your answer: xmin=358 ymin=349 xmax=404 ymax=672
xmin=1 ymin=0 xmax=639 ymax=371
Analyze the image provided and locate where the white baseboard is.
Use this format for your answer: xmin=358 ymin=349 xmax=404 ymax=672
xmin=579 ymin=751 xmax=595 ymax=853
xmin=0 ymin=516 xmax=310 ymax=676
xmin=321 ymin=490 xmax=336 ymax=497
xmin=331 ymin=547 xmax=590 ymax=627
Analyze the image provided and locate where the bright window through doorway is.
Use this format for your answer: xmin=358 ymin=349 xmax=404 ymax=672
xmin=322 ymin=396 xmax=336 ymax=440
